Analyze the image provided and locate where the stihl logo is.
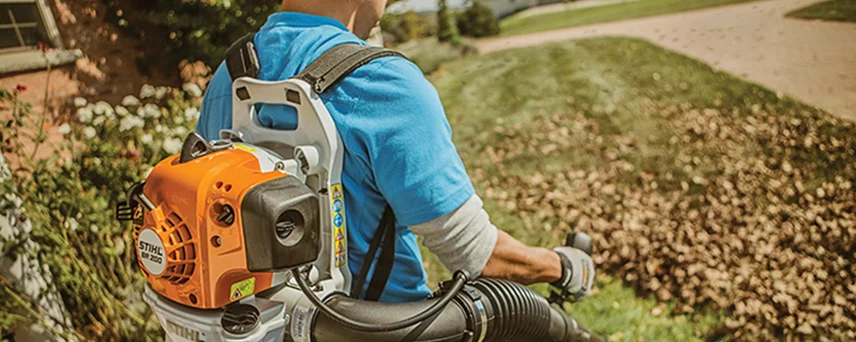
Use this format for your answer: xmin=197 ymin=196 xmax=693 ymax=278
xmin=165 ymin=320 xmax=205 ymax=341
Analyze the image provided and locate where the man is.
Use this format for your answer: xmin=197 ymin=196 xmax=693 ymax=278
xmin=197 ymin=0 xmax=594 ymax=303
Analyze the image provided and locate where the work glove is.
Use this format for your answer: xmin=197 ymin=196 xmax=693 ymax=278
xmin=550 ymin=233 xmax=596 ymax=301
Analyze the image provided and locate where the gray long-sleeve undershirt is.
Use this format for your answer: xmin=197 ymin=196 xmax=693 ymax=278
xmin=410 ymin=194 xmax=499 ymax=278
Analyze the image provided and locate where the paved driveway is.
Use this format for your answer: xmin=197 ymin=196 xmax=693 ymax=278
xmin=479 ymin=0 xmax=856 ymax=121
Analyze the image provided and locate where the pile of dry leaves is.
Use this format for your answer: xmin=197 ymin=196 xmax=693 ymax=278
xmin=470 ymin=104 xmax=855 ymax=340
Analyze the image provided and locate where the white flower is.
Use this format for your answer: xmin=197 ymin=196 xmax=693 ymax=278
xmin=184 ymin=107 xmax=200 ymax=121
xmin=140 ymin=84 xmax=156 ymax=98
xmin=182 ymin=83 xmax=203 ymax=97
xmin=83 ymin=127 xmax=97 ymax=138
xmin=119 ymin=115 xmax=145 ymax=132
xmin=115 ymin=105 xmax=130 ymax=117
xmin=113 ymin=237 xmax=125 ymax=255
xmin=73 ymin=97 xmax=87 ymax=107
xmin=93 ymin=116 xmax=106 ymax=127
xmin=3 ymin=194 xmax=22 ymax=209
xmin=57 ymin=123 xmax=71 ymax=135
xmin=155 ymin=86 xmax=168 ymax=100
xmin=77 ymin=106 xmax=94 ymax=123
xmin=155 ymin=124 xmax=167 ymax=133
xmin=16 ymin=214 xmax=32 ymax=234
xmin=141 ymin=134 xmax=153 ymax=145
xmin=122 ymin=95 xmax=140 ymax=107
xmin=162 ymin=137 xmax=183 ymax=155
xmin=64 ymin=218 xmax=79 ymax=232
xmin=171 ymin=126 xmax=188 ymax=137
xmin=137 ymin=103 xmax=161 ymax=119
xmin=89 ymin=224 xmax=99 ymax=233
xmin=95 ymin=101 xmax=114 ymax=118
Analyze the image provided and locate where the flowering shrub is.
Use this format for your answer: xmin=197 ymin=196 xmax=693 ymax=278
xmin=0 ymin=82 xmax=202 ymax=340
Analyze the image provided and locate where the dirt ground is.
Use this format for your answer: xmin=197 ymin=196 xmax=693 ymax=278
xmin=479 ymin=0 xmax=856 ymax=121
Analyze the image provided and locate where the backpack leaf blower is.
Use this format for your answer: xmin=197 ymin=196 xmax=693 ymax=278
xmin=117 ymin=41 xmax=604 ymax=342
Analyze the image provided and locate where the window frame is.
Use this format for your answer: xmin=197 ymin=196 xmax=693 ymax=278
xmin=0 ymin=0 xmax=64 ymax=54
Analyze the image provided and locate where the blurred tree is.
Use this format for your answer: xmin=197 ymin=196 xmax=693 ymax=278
xmin=437 ymin=0 xmax=462 ymax=46
xmin=381 ymin=11 xmax=428 ymax=45
xmin=457 ymin=0 xmax=500 ymax=37
xmin=401 ymin=11 xmax=426 ymax=42
xmin=101 ymin=0 xmax=278 ymax=70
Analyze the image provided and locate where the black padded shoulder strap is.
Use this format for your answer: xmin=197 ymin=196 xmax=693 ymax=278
xmin=294 ymin=43 xmax=406 ymax=93
xmin=225 ymin=32 xmax=260 ymax=80
xmin=225 ymin=32 xmax=406 ymax=94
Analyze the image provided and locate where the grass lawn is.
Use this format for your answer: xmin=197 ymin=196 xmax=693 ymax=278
xmin=422 ymin=36 xmax=853 ymax=339
xmin=500 ymin=0 xmax=759 ymax=36
xmin=397 ymin=38 xmax=478 ymax=74
xmin=786 ymin=0 xmax=856 ymax=23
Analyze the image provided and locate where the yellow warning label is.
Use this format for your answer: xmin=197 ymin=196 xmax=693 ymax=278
xmin=331 ymin=183 xmax=346 ymax=267
xmin=331 ymin=184 xmax=343 ymax=201
xmin=234 ymin=144 xmax=259 ymax=153
xmin=229 ymin=277 xmax=255 ymax=301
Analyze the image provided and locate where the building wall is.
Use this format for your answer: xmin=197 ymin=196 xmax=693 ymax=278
xmin=1 ymin=0 xmax=177 ymax=106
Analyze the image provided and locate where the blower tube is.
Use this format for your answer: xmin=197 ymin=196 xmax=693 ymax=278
xmin=310 ymin=278 xmax=604 ymax=342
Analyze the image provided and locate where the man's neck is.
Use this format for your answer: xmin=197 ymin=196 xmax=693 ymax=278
xmin=279 ymin=1 xmax=357 ymax=32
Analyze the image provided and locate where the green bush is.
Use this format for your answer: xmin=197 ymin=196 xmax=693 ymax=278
xmin=381 ymin=11 xmax=430 ymax=45
xmin=457 ymin=0 xmax=500 ymax=37
xmin=0 ymin=82 xmax=203 ymax=340
xmin=101 ymin=0 xmax=278 ymax=70
xmin=401 ymin=11 xmax=427 ymax=42
xmin=437 ymin=0 xmax=462 ymax=46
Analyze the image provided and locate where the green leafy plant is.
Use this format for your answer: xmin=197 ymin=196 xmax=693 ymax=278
xmin=381 ymin=11 xmax=431 ymax=45
xmin=101 ymin=0 xmax=278 ymax=70
xmin=437 ymin=0 xmax=462 ymax=46
xmin=0 ymin=81 xmax=203 ymax=340
xmin=457 ymin=0 xmax=500 ymax=38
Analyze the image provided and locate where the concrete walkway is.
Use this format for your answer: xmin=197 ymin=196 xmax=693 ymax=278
xmin=479 ymin=0 xmax=856 ymax=121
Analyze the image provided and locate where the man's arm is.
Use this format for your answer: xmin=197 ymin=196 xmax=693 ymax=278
xmin=412 ymin=194 xmax=594 ymax=299
xmin=481 ymin=230 xmax=562 ymax=284
xmin=410 ymin=194 xmax=560 ymax=284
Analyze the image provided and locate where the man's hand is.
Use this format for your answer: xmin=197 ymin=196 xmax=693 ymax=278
xmin=551 ymin=247 xmax=595 ymax=301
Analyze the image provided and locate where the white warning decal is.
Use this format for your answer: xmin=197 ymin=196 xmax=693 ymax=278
xmin=138 ymin=229 xmax=166 ymax=276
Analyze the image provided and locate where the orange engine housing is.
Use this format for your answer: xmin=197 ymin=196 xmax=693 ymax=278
xmin=132 ymin=143 xmax=320 ymax=309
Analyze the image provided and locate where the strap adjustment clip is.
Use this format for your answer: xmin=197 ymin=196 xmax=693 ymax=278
xmin=225 ymin=33 xmax=261 ymax=80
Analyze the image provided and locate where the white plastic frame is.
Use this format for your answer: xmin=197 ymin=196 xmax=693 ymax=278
xmin=227 ymin=76 xmax=350 ymax=296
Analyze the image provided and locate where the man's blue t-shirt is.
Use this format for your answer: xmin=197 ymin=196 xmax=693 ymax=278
xmin=196 ymin=12 xmax=474 ymax=302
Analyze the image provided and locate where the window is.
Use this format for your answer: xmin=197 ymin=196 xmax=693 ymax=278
xmin=0 ymin=0 xmax=62 ymax=53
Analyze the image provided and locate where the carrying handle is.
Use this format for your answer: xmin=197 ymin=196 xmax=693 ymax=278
xmin=228 ymin=77 xmax=340 ymax=178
